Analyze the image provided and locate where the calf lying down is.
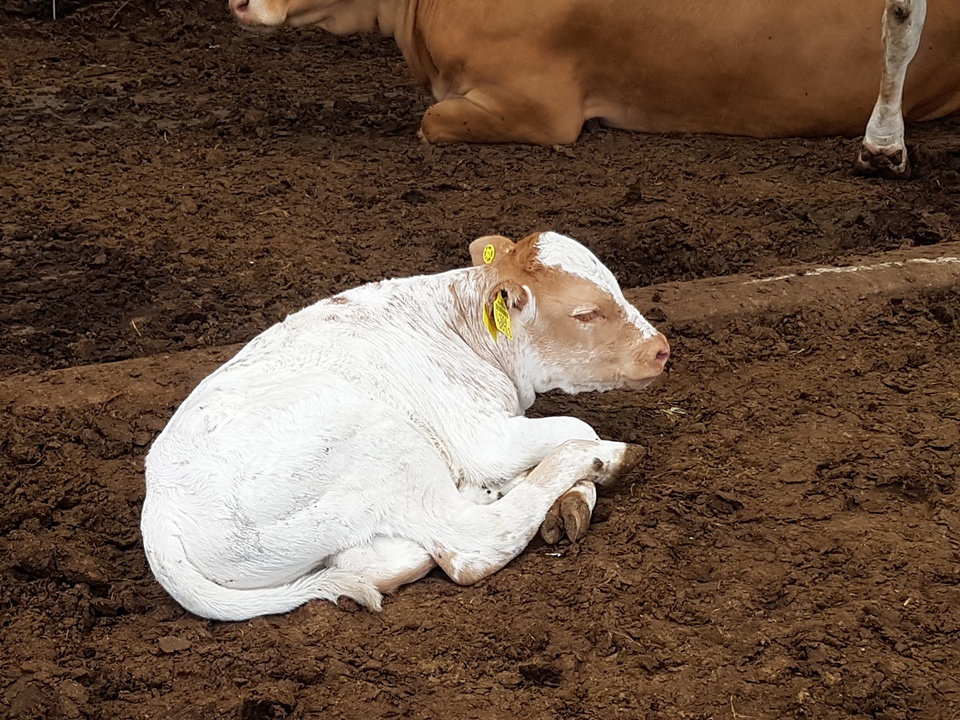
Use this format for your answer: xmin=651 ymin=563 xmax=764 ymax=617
xmin=141 ymin=231 xmax=670 ymax=620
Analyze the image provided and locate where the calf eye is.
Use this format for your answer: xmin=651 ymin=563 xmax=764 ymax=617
xmin=572 ymin=309 xmax=603 ymax=323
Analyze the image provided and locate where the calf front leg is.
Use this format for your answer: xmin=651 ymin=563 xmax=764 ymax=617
xmin=456 ymin=415 xmax=643 ymax=545
xmin=459 ymin=414 xmax=602 ymax=484
xmin=856 ymin=0 xmax=927 ymax=179
xmin=541 ymin=444 xmax=646 ymax=544
xmin=425 ymin=439 xmax=636 ymax=585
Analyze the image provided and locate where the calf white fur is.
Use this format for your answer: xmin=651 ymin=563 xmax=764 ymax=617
xmin=141 ymin=231 xmax=669 ymax=621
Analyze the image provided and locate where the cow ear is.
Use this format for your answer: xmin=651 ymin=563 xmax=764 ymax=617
xmin=469 ymin=235 xmax=515 ymax=267
xmin=492 ymin=282 xmax=534 ymax=319
xmin=483 ymin=282 xmax=534 ymax=341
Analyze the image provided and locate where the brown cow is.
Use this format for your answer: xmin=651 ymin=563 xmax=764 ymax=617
xmin=229 ymin=0 xmax=960 ymax=177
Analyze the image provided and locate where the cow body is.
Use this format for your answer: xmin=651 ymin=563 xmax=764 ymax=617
xmin=141 ymin=232 xmax=669 ymax=620
xmin=230 ymin=0 xmax=960 ymax=155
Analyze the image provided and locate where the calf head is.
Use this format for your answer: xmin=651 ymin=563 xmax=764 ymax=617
xmin=229 ymin=0 xmax=380 ymax=32
xmin=469 ymin=232 xmax=670 ymax=394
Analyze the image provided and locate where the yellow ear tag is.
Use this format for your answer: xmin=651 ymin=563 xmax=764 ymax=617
xmin=482 ymin=304 xmax=499 ymax=341
xmin=492 ymin=293 xmax=513 ymax=340
xmin=482 ymin=244 xmax=496 ymax=264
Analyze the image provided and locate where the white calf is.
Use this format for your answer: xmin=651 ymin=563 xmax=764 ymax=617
xmin=141 ymin=231 xmax=669 ymax=621
xmin=858 ymin=0 xmax=927 ymax=178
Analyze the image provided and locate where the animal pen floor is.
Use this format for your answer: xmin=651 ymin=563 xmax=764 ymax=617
xmin=2 ymin=2 xmax=959 ymax=719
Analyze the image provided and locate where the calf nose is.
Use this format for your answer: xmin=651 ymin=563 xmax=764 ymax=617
xmin=230 ymin=0 xmax=250 ymax=15
xmin=653 ymin=335 xmax=670 ymax=371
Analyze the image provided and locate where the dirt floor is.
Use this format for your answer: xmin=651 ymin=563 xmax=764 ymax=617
xmin=2 ymin=1 xmax=960 ymax=718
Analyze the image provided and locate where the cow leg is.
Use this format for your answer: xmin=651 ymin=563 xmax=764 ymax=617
xmin=328 ymin=440 xmax=635 ymax=596
xmin=327 ymin=537 xmax=435 ymax=594
xmin=330 ymin=461 xmax=574 ymax=593
xmin=420 ymin=439 xmax=638 ymax=586
xmin=419 ymin=92 xmax=583 ymax=145
xmin=856 ymin=0 xmax=927 ymax=179
xmin=540 ymin=440 xmax=646 ymax=544
xmin=457 ymin=470 xmax=601 ymax=544
xmin=454 ymin=414 xmax=644 ymax=545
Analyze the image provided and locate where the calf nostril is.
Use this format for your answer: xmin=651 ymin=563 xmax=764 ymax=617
xmin=232 ymin=0 xmax=250 ymax=12
xmin=656 ymin=345 xmax=670 ymax=366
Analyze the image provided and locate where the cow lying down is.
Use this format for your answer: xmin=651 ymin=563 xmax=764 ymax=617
xmin=141 ymin=231 xmax=670 ymax=621
xmin=228 ymin=0 xmax=960 ymax=178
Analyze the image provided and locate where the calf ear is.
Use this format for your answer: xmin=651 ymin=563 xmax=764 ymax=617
xmin=469 ymin=235 xmax=515 ymax=267
xmin=483 ymin=282 xmax=534 ymax=340
xmin=491 ymin=282 xmax=533 ymax=317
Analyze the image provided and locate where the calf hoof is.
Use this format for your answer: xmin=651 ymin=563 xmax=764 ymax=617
xmin=558 ymin=491 xmax=591 ymax=542
xmin=540 ymin=508 xmax=565 ymax=545
xmin=593 ymin=443 xmax=646 ymax=489
xmin=854 ymin=144 xmax=911 ymax=179
xmin=540 ymin=487 xmax=593 ymax=545
xmin=617 ymin=443 xmax=647 ymax=475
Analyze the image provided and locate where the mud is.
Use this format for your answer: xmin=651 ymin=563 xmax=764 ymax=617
xmin=1 ymin=2 xmax=959 ymax=718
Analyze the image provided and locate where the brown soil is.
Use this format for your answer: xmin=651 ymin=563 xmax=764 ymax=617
xmin=2 ymin=2 xmax=959 ymax=719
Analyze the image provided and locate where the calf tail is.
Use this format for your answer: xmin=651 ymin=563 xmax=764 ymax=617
xmin=140 ymin=507 xmax=382 ymax=621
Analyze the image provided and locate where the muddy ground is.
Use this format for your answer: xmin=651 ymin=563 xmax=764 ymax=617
xmin=1 ymin=1 xmax=959 ymax=718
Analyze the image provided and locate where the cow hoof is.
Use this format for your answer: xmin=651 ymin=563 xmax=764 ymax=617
xmin=540 ymin=489 xmax=593 ymax=545
xmin=559 ymin=492 xmax=591 ymax=543
xmin=854 ymin=145 xmax=911 ymax=179
xmin=594 ymin=443 xmax=646 ymax=489
xmin=618 ymin=443 xmax=647 ymax=475
xmin=540 ymin=509 xmax=565 ymax=545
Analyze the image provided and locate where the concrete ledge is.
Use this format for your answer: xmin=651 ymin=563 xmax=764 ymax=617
xmin=624 ymin=240 xmax=960 ymax=324
xmin=3 ymin=241 xmax=959 ymax=411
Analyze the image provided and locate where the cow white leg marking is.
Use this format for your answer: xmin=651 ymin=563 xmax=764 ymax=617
xmin=857 ymin=0 xmax=927 ymax=178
